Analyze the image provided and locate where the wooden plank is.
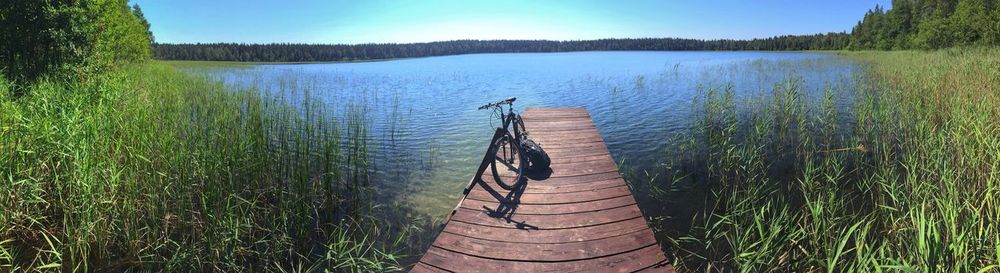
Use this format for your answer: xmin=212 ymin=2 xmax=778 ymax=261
xmin=524 ymin=107 xmax=588 ymax=111
xmin=523 ymin=108 xmax=588 ymax=113
xmin=411 ymin=262 xmax=452 ymax=273
xmin=515 ymin=179 xmax=624 ymax=192
xmin=521 ymin=122 xmax=598 ymax=129
xmin=544 ymin=153 xmax=616 ymax=165
xmin=448 ymin=205 xmax=643 ymax=229
xmin=432 ymin=229 xmax=655 ymax=261
xmin=534 ymin=157 xmax=620 ymax=171
xmin=539 ymin=151 xmax=611 ymax=160
xmin=528 ymin=149 xmax=611 ymax=159
xmin=472 ymin=177 xmax=624 ymax=195
xmin=465 ymin=185 xmax=633 ymax=205
xmin=524 ymin=118 xmax=594 ymax=123
xmin=524 ymin=127 xmax=599 ymax=134
xmin=524 ymin=111 xmax=590 ymax=116
xmin=441 ymin=216 xmax=650 ymax=243
xmin=481 ymin=168 xmax=618 ymax=181
xmin=526 ymin=135 xmax=604 ymax=144
xmin=520 ymin=117 xmax=593 ymax=122
xmin=520 ymin=113 xmax=592 ymax=120
xmin=479 ymin=170 xmax=623 ymax=185
xmin=524 ymin=108 xmax=588 ymax=112
xmin=461 ymin=195 xmax=637 ymax=215
xmin=528 ymin=135 xmax=608 ymax=145
xmin=535 ymin=146 xmax=607 ymax=156
xmin=523 ymin=108 xmax=589 ymax=114
xmin=420 ymin=244 xmax=668 ymax=273
xmin=634 ymin=263 xmax=678 ymax=273
xmin=523 ymin=136 xmax=604 ymax=146
xmin=480 ymin=160 xmax=618 ymax=180
xmin=521 ymin=116 xmax=593 ymax=122
xmin=478 ymin=170 xmax=622 ymax=185
xmin=535 ymin=138 xmax=607 ymax=151
xmin=530 ymin=147 xmax=609 ymax=157
xmin=531 ymin=138 xmax=607 ymax=148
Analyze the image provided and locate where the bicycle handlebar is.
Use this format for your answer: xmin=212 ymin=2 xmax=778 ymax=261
xmin=477 ymin=97 xmax=517 ymax=110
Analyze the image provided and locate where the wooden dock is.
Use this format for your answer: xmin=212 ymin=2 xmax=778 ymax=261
xmin=412 ymin=108 xmax=674 ymax=273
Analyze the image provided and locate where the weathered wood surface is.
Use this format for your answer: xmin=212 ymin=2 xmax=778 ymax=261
xmin=412 ymin=108 xmax=673 ymax=273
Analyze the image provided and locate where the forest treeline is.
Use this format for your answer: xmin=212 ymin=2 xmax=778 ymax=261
xmin=153 ymin=0 xmax=1000 ymax=62
xmin=152 ymin=34 xmax=851 ymax=62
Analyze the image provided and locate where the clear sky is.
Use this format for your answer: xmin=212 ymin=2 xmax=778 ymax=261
xmin=131 ymin=0 xmax=893 ymax=44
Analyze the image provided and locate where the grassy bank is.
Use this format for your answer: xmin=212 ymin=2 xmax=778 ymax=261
xmin=0 ymin=62 xmax=408 ymax=272
xmin=648 ymin=48 xmax=999 ymax=272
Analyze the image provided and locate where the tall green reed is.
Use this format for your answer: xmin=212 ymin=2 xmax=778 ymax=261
xmin=0 ymin=62 xmax=409 ymax=272
xmin=650 ymin=49 xmax=999 ymax=272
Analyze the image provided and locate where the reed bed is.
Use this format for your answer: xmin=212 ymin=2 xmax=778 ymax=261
xmin=0 ymin=62 xmax=408 ymax=272
xmin=645 ymin=48 xmax=1000 ymax=272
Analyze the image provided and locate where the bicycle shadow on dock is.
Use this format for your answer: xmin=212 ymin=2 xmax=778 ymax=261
xmin=477 ymin=168 xmax=552 ymax=231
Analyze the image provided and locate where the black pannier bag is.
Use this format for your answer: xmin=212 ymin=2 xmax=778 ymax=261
xmin=521 ymin=138 xmax=550 ymax=172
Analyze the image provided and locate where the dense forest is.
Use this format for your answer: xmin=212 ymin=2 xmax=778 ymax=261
xmin=153 ymin=34 xmax=851 ymax=62
xmin=1 ymin=1 xmax=153 ymax=84
xmin=850 ymin=0 xmax=1000 ymax=49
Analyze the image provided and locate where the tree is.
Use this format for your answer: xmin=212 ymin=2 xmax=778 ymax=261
xmin=0 ymin=0 xmax=89 ymax=84
xmin=949 ymin=0 xmax=993 ymax=46
xmin=889 ymin=0 xmax=916 ymax=49
xmin=132 ymin=4 xmax=154 ymax=45
xmin=850 ymin=0 xmax=1000 ymax=50
xmin=912 ymin=13 xmax=953 ymax=49
xmin=90 ymin=0 xmax=152 ymax=66
xmin=152 ymin=34 xmax=853 ymax=62
xmin=0 ymin=0 xmax=152 ymax=86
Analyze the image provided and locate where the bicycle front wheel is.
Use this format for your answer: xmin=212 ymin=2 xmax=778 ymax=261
xmin=489 ymin=132 xmax=527 ymax=190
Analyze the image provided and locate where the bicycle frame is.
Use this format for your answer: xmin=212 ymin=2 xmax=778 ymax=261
xmin=494 ymin=105 xmax=524 ymax=143
xmin=491 ymin=104 xmax=523 ymax=170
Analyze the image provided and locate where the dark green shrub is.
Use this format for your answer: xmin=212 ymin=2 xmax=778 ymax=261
xmin=0 ymin=0 xmax=151 ymax=88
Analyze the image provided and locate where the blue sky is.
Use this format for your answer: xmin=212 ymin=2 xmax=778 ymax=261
xmin=131 ymin=0 xmax=892 ymax=44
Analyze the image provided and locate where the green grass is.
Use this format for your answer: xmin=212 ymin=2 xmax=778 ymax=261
xmin=0 ymin=62 xmax=409 ymax=272
xmin=646 ymin=48 xmax=1000 ymax=272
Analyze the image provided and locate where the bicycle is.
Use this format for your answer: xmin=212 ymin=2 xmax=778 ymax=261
xmin=477 ymin=97 xmax=549 ymax=190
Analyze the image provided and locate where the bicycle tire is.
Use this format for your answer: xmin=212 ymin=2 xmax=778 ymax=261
xmin=489 ymin=132 xmax=527 ymax=190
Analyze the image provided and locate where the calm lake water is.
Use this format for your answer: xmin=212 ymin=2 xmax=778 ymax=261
xmin=192 ymin=51 xmax=861 ymax=223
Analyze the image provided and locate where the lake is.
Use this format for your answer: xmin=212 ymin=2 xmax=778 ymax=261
xmin=193 ymin=51 xmax=862 ymax=228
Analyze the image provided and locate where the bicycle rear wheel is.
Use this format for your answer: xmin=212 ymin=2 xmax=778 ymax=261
xmin=489 ymin=132 xmax=526 ymax=190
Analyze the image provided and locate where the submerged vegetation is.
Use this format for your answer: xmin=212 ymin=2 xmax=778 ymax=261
xmin=644 ymin=48 xmax=999 ymax=272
